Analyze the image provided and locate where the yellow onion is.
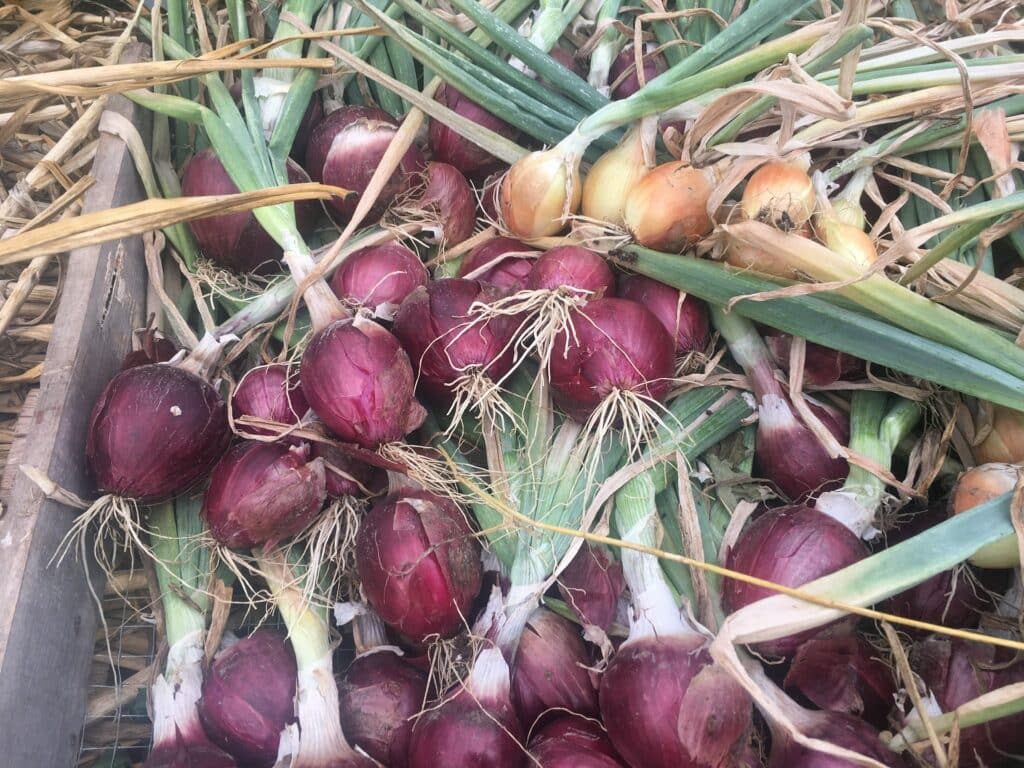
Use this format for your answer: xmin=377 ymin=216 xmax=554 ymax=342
xmin=815 ymin=214 xmax=878 ymax=271
xmin=740 ymin=161 xmax=815 ymax=231
xmin=500 ymin=147 xmax=581 ymax=239
xmin=950 ymin=462 xmax=1020 ymax=568
xmin=623 ymin=162 xmax=713 ymax=252
xmin=581 ymin=125 xmax=650 ymax=228
xmin=975 ymin=405 xmax=1024 ymax=464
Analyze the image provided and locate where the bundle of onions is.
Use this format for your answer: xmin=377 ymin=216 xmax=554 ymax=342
xmin=230 ymin=364 xmax=308 ymax=440
xmin=529 ymin=714 xmax=626 ymax=767
xmin=328 ymin=243 xmax=428 ymax=322
xmin=623 ymin=161 xmax=715 ymax=252
xmin=950 ymin=462 xmax=1020 ymax=568
xmin=456 ymin=237 xmax=538 ymax=291
xmin=557 ymin=543 xmax=625 ymax=630
xmin=391 ymin=162 xmax=477 ymax=247
xmin=618 ymin=275 xmax=709 ymax=360
xmin=430 ymin=84 xmax=519 ymax=177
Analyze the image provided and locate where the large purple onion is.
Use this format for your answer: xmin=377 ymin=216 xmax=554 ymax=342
xmin=529 ymin=714 xmax=626 ymax=767
xmin=402 ymin=162 xmax=477 ymax=246
xmin=198 ymin=632 xmax=297 ymax=768
xmin=337 ymin=649 xmax=427 ymax=768
xmin=527 ymin=246 xmax=616 ymax=299
xmin=182 ymin=149 xmax=316 ymax=273
xmin=355 ymin=489 xmax=483 ymax=643
xmin=305 ymin=105 xmax=425 ymax=224
xmin=87 ymin=364 xmax=230 ymax=502
xmin=310 ymin=440 xmax=384 ymax=498
xmin=599 ymin=634 xmax=752 ymax=768
xmin=328 ymin=244 xmax=428 ymax=321
xmin=202 ymin=441 xmax=326 ymax=550
xmin=511 ymin=608 xmax=598 ymax=727
xmin=457 ymin=237 xmax=536 ymax=291
xmin=231 ymin=364 xmax=308 ymax=439
xmin=618 ymin=274 xmax=709 ymax=356
xmin=300 ymin=315 xmax=426 ymax=449
xmin=769 ymin=710 xmax=907 ymax=767
xmin=430 ymin=85 xmax=519 ymax=176
xmin=609 ymin=47 xmax=667 ymax=100
xmin=392 ymin=278 xmax=519 ymax=404
xmin=723 ymin=505 xmax=868 ymax=657
xmin=556 ymin=544 xmax=625 ymax=630
xmin=549 ymin=297 xmax=675 ymax=422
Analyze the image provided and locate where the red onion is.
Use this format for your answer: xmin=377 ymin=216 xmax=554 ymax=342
xmin=355 ymin=489 xmax=483 ymax=643
xmin=510 ymin=608 xmax=598 ymax=727
xmin=300 ymin=315 xmax=427 ymax=449
xmin=430 ymin=85 xmax=519 ymax=177
xmin=529 ymin=714 xmax=626 ymax=767
xmin=397 ymin=162 xmax=477 ymax=246
xmin=291 ymin=93 xmax=323 ymax=162
xmin=526 ymin=246 xmax=616 ymax=299
xmin=144 ymin=733 xmax=238 ymax=768
xmin=328 ymin=244 xmax=428 ymax=321
xmin=457 ymin=237 xmax=536 ymax=291
xmin=87 ymin=364 xmax=230 ymax=502
xmin=181 ymin=149 xmax=316 ymax=273
xmin=618 ymin=275 xmax=709 ymax=356
xmin=198 ymin=632 xmax=297 ymax=768
xmin=556 ymin=544 xmax=625 ymax=630
xmin=408 ymin=647 xmax=526 ymax=768
xmin=783 ymin=637 xmax=895 ymax=730
xmin=202 ymin=441 xmax=326 ymax=550
xmin=305 ymin=105 xmax=425 ymax=224
xmin=763 ymin=330 xmax=863 ymax=387
xmin=231 ymin=364 xmax=308 ymax=439
xmin=609 ymin=47 xmax=667 ymax=99
xmin=121 ymin=328 xmax=177 ymax=370
xmin=549 ymin=297 xmax=675 ymax=422
xmin=310 ymin=441 xmax=384 ymax=498
xmin=768 ymin=710 xmax=907 ymax=767
xmin=723 ymin=505 xmax=868 ymax=657
xmin=392 ymin=278 xmax=519 ymax=404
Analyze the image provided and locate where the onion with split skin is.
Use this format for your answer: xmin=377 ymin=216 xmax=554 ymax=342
xmin=457 ymin=237 xmax=536 ymax=292
xmin=328 ymin=244 xmax=428 ymax=322
xmin=397 ymin=161 xmax=477 ymax=247
xmin=528 ymin=714 xmax=626 ymax=767
xmin=231 ymin=364 xmax=308 ymax=440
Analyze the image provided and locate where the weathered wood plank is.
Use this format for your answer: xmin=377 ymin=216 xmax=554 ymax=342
xmin=0 ymin=43 xmax=150 ymax=766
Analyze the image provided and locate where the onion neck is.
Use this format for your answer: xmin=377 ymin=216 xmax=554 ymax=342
xmin=496 ymin=552 xmax=547 ymax=660
xmin=150 ymin=629 xmax=207 ymax=750
xmin=176 ymin=332 xmax=234 ymax=380
xmin=281 ymin=245 xmax=351 ymax=333
xmin=352 ymin=609 xmax=390 ymax=655
xmin=710 ymin=305 xmax=786 ymax=401
xmin=466 ymin=645 xmax=513 ymax=710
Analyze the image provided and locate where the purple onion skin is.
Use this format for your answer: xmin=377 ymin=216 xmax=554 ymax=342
xmin=458 ymin=237 xmax=535 ymax=291
xmin=784 ymin=637 xmax=896 ymax=730
xmin=618 ymin=274 xmax=709 ymax=356
xmin=290 ymin=93 xmax=323 ymax=161
xmin=511 ymin=608 xmax=599 ymax=728
xmin=198 ymin=632 xmax=296 ymax=768
xmin=769 ymin=711 xmax=907 ymax=768
xmin=527 ymin=246 xmax=616 ymax=299
xmin=306 ymin=105 xmax=425 ymax=224
xmin=549 ymin=298 xmax=675 ymax=422
xmin=392 ymin=279 xmax=519 ymax=404
xmin=723 ymin=506 xmax=867 ymax=657
xmin=609 ymin=47 xmax=667 ymax=100
xmin=529 ymin=714 xmax=626 ymax=768
xmin=556 ymin=544 xmax=625 ymax=630
xmin=202 ymin=441 xmax=326 ymax=550
xmin=356 ymin=490 xmax=483 ymax=643
xmin=600 ymin=635 xmax=751 ymax=768
xmin=337 ymin=650 xmax=428 ymax=768
xmin=763 ymin=331 xmax=862 ymax=387
xmin=329 ymin=244 xmax=428 ymax=316
xmin=145 ymin=732 xmax=239 ymax=768
xmin=407 ymin=685 xmax=526 ymax=768
xmin=87 ymin=365 xmax=230 ymax=502
xmin=409 ymin=162 xmax=477 ymax=246
xmin=430 ymin=85 xmax=519 ymax=177
xmin=231 ymin=365 xmax=308 ymax=439
xmin=300 ymin=316 xmax=426 ymax=450
xmin=182 ymin=149 xmax=316 ymax=273
xmin=121 ymin=335 xmax=177 ymax=370
xmin=310 ymin=440 xmax=385 ymax=498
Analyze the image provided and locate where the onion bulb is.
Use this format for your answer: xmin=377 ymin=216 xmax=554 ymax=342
xmin=608 ymin=46 xmax=667 ymax=100
xmin=768 ymin=709 xmax=907 ymax=767
xmin=396 ymin=161 xmax=477 ymax=246
xmin=974 ymin=405 xmax=1024 ymax=464
xmin=740 ymin=161 xmax=815 ymax=231
xmin=430 ymin=85 xmax=518 ymax=176
xmin=582 ymin=125 xmax=651 ymax=227
xmin=556 ymin=544 xmax=625 ymax=630
xmin=623 ymin=162 xmax=714 ymax=252
xmin=529 ymin=715 xmax=626 ymax=767
xmin=500 ymin=146 xmax=582 ymax=239
xmin=231 ymin=364 xmax=308 ymax=440
xmin=950 ymin=462 xmax=1020 ymax=568
xmin=457 ymin=237 xmax=536 ymax=291
xmin=814 ymin=214 xmax=878 ymax=270
xmin=617 ymin=274 xmax=709 ymax=357
xmin=527 ymin=246 xmax=616 ymax=299
xmin=328 ymin=244 xmax=428 ymax=322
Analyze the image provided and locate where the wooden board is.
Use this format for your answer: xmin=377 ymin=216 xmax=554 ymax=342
xmin=0 ymin=43 xmax=150 ymax=766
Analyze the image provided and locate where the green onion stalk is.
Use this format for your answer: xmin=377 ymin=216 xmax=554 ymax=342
xmin=515 ymin=0 xmax=587 ymax=66
xmin=256 ymin=0 xmax=329 ymax=132
xmin=586 ymin=0 xmax=623 ymax=94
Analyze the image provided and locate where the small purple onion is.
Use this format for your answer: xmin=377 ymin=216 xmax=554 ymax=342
xmin=430 ymin=86 xmax=519 ymax=177
xmin=231 ymin=364 xmax=308 ymax=439
xmin=618 ymin=274 xmax=709 ymax=356
xmin=723 ymin=505 xmax=868 ymax=657
xmin=355 ymin=489 xmax=483 ymax=643
xmin=527 ymin=246 xmax=616 ymax=299
xmin=337 ymin=649 xmax=428 ymax=768
xmin=763 ymin=330 xmax=863 ymax=387
xmin=182 ymin=149 xmax=316 ymax=273
xmin=87 ymin=364 xmax=230 ymax=502
xmin=556 ymin=544 xmax=625 ymax=630
xmin=202 ymin=441 xmax=326 ymax=550
xmin=198 ymin=632 xmax=297 ymax=768
xmin=404 ymin=162 xmax=477 ymax=246
xmin=609 ymin=47 xmax=667 ymax=100
xmin=310 ymin=440 xmax=385 ymax=498
xmin=328 ymin=244 xmax=428 ymax=321
xmin=457 ymin=237 xmax=536 ymax=291
xmin=305 ymin=105 xmax=425 ymax=224
xmin=529 ymin=714 xmax=626 ymax=767
xmin=768 ymin=710 xmax=907 ymax=767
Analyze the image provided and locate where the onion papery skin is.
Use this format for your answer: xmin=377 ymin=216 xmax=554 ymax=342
xmin=762 ymin=330 xmax=862 ymax=387
xmin=754 ymin=395 xmax=849 ymax=501
xmin=86 ymin=364 xmax=230 ymax=502
xmin=617 ymin=274 xmax=709 ymax=356
xmin=609 ymin=47 xmax=667 ymax=100
xmin=623 ymin=162 xmax=713 ymax=252
xmin=457 ymin=237 xmax=535 ymax=291
xmin=198 ymin=632 xmax=297 ymax=768
xmin=145 ymin=731 xmax=239 ymax=768
xmin=202 ymin=441 xmax=327 ymax=550
xmin=783 ymin=637 xmax=896 ymax=730
xmin=305 ymin=105 xmax=425 ymax=224
xmin=181 ymin=149 xmax=316 ymax=273
xmin=500 ymin=148 xmax=581 ymax=239
xmin=556 ymin=544 xmax=625 ymax=630
xmin=231 ymin=364 xmax=308 ymax=440
xmin=310 ymin=440 xmax=385 ymax=499
xmin=526 ymin=246 xmax=615 ymax=299
xmin=337 ymin=649 xmax=427 ymax=768
xmin=355 ymin=490 xmax=483 ymax=643
xmin=529 ymin=714 xmax=626 ymax=768
xmin=300 ymin=315 xmax=426 ymax=450
xmin=768 ymin=711 xmax=907 ymax=767
xmin=599 ymin=634 xmax=752 ymax=768
xmin=392 ymin=279 xmax=519 ymax=404
xmin=328 ymin=244 xmax=428 ymax=321
xmin=405 ymin=162 xmax=477 ymax=246
xmin=430 ymin=85 xmax=519 ymax=177
xmin=723 ymin=505 xmax=868 ymax=657
xmin=122 ymin=335 xmax=177 ymax=370
xmin=974 ymin=405 xmax=1024 ymax=464
xmin=549 ymin=298 xmax=675 ymax=422
xmin=511 ymin=608 xmax=598 ymax=728
xmin=741 ymin=162 xmax=815 ymax=232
